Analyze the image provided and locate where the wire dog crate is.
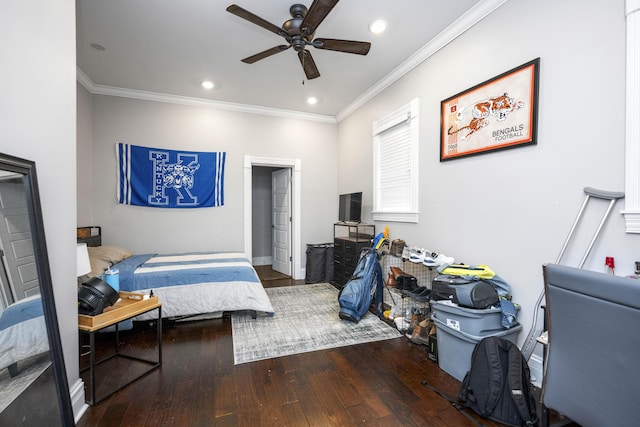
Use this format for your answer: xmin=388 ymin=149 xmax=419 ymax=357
xmin=380 ymin=254 xmax=439 ymax=333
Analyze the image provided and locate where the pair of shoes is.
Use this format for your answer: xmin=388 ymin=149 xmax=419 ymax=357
xmin=408 ymin=286 xmax=430 ymax=296
xmin=423 ymin=253 xmax=455 ymax=267
xmin=401 ymin=246 xmax=411 ymax=261
xmin=388 ymin=266 xmax=417 ymax=292
xmin=410 ymin=312 xmax=422 ymax=329
xmin=407 ymin=286 xmax=431 ymax=302
xmin=409 ymin=248 xmax=429 ymax=263
xmin=394 ymin=316 xmax=411 ymax=333
xmin=389 ymin=266 xmax=407 ymax=280
xmin=397 ymin=275 xmax=418 ymax=292
xmin=386 ymin=273 xmax=397 ymax=287
xmin=409 ymin=307 xmax=430 ymax=326
xmin=387 ymin=267 xmax=417 ymax=290
xmin=406 ymin=319 xmax=433 ymax=345
xmin=410 ymin=248 xmax=449 ymax=265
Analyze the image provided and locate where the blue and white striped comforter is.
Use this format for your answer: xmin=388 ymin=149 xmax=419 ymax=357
xmin=113 ymin=252 xmax=274 ymax=319
xmin=0 ymin=296 xmax=49 ymax=371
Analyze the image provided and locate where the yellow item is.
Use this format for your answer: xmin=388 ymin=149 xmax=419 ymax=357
xmin=375 ymin=237 xmax=388 ymax=250
xmin=440 ymin=264 xmax=496 ymax=279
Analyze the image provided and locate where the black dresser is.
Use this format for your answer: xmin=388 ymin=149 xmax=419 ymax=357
xmin=331 ymin=223 xmax=374 ymax=287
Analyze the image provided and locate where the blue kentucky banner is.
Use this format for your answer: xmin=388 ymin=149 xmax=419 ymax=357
xmin=116 ymin=143 xmax=225 ymax=208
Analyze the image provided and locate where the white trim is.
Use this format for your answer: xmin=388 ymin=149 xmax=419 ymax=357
xmin=373 ymin=212 xmax=419 ymax=223
xmin=372 ymin=98 xmax=420 ymax=135
xmin=528 ymin=354 xmax=544 ymax=388
xmin=252 ymin=256 xmax=273 ymax=266
xmin=244 ymin=156 xmax=303 ymax=280
xmin=69 ymin=378 xmax=88 ymax=423
xmin=76 ymin=67 xmax=336 ymax=124
xmin=77 ymin=1 xmax=507 ymax=124
xmin=372 ymin=99 xmax=420 ymax=223
xmin=622 ymin=210 xmax=640 ymax=233
xmin=76 ymin=68 xmax=94 ymax=92
xmin=336 ymin=0 xmax=510 ymax=122
xmin=624 ymin=1 xmax=640 ymax=232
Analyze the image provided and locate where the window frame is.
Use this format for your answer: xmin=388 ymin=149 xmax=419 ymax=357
xmin=372 ymin=98 xmax=420 ymax=223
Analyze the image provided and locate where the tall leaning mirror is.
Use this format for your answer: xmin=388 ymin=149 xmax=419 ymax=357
xmin=0 ymin=153 xmax=74 ymax=426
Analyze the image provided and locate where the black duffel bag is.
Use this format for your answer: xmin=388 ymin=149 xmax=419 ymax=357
xmin=431 ymin=274 xmax=499 ymax=309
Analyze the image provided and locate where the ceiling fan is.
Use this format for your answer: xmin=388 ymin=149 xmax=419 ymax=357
xmin=226 ymin=0 xmax=371 ymax=80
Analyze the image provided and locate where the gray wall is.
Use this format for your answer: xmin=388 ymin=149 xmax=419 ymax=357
xmin=338 ymin=0 xmax=633 ymax=353
xmin=1 ymin=0 xmax=79 ymax=407
xmin=84 ymin=95 xmax=338 ymax=256
xmin=77 ymin=83 xmax=93 ymax=226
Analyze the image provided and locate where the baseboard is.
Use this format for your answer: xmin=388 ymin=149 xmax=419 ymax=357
xmin=528 ymin=354 xmax=543 ymax=388
xmin=69 ymin=378 xmax=88 ymax=424
xmin=252 ymin=256 xmax=272 ymax=266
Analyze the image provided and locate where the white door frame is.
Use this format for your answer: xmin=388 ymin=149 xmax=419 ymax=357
xmin=271 ymin=167 xmax=292 ymax=275
xmin=244 ymin=155 xmax=303 ymax=280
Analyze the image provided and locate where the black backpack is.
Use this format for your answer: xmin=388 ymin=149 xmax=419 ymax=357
xmin=458 ymin=336 xmax=537 ymax=427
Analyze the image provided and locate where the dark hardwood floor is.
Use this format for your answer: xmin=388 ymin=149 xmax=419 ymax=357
xmin=76 ymin=268 xmax=548 ymax=427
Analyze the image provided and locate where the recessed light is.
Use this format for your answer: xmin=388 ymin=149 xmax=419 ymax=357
xmin=201 ymin=80 xmax=214 ymax=90
xmin=307 ymin=97 xmax=318 ymax=105
xmin=369 ymin=19 xmax=387 ymax=34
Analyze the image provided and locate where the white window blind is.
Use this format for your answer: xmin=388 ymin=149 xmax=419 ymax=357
xmin=373 ymin=98 xmax=419 ymax=223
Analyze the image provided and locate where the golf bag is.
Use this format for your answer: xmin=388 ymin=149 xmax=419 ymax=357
xmin=338 ymin=248 xmax=384 ymax=323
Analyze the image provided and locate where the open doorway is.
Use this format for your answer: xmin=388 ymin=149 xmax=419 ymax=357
xmin=243 ymin=155 xmax=303 ymax=280
xmin=250 ymin=166 xmax=290 ymax=276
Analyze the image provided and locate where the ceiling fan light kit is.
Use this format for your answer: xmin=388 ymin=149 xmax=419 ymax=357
xmin=226 ymin=0 xmax=371 ymax=80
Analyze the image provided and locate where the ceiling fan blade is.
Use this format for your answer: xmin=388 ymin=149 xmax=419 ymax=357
xmin=298 ymin=50 xmax=320 ymax=80
xmin=226 ymin=4 xmax=285 ymax=37
xmin=312 ymin=38 xmax=371 ymax=55
xmin=300 ymin=0 xmax=339 ymax=36
xmin=241 ymin=45 xmax=290 ymax=64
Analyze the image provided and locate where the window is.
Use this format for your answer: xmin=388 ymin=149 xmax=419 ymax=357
xmin=623 ymin=3 xmax=640 ymax=233
xmin=372 ymin=98 xmax=419 ymax=223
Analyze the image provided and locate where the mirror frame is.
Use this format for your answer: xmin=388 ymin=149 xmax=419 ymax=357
xmin=0 ymin=153 xmax=74 ymax=426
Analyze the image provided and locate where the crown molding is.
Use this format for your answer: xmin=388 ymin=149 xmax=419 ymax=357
xmin=335 ymin=0 xmax=509 ymax=122
xmin=76 ymin=0 xmax=507 ymax=125
xmin=76 ymin=68 xmax=336 ymax=124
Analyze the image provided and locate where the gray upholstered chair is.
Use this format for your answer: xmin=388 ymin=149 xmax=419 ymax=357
xmin=541 ymin=263 xmax=640 ymax=427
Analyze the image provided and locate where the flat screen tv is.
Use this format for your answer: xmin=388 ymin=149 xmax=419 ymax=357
xmin=339 ymin=192 xmax=362 ymax=223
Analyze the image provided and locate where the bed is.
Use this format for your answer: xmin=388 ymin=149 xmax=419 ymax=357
xmin=0 ymin=296 xmax=49 ymax=377
xmin=113 ymin=252 xmax=275 ymax=319
xmin=78 ymin=227 xmax=275 ymax=320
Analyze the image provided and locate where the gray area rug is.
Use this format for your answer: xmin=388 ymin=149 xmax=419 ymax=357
xmin=0 ymin=353 xmax=51 ymax=412
xmin=232 ymin=283 xmax=401 ymax=364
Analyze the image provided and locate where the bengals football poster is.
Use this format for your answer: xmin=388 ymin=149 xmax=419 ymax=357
xmin=440 ymin=58 xmax=539 ymax=161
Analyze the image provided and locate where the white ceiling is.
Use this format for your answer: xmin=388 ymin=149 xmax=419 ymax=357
xmin=76 ymin=0 xmax=487 ymax=119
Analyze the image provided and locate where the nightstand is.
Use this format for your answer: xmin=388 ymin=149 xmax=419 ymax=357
xmin=78 ymin=291 xmax=162 ymax=405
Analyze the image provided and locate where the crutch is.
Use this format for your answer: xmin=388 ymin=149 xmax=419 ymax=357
xmin=521 ymin=187 xmax=625 ymax=361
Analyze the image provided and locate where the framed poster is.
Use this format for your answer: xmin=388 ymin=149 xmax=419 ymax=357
xmin=440 ymin=58 xmax=540 ymax=161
